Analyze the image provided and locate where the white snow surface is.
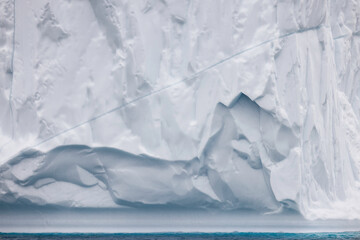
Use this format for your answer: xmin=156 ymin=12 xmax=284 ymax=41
xmin=1 ymin=0 xmax=360 ymax=221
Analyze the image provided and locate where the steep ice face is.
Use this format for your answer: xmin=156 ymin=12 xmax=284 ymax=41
xmin=1 ymin=0 xmax=360 ymax=220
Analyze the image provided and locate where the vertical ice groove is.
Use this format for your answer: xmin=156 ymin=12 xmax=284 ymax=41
xmin=0 ymin=0 xmax=15 ymax=151
xmin=9 ymin=0 xmax=15 ymax=140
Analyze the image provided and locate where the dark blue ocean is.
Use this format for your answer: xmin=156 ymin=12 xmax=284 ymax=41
xmin=1 ymin=232 xmax=360 ymax=240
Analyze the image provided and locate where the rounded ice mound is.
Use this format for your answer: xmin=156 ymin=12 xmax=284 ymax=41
xmin=0 ymin=94 xmax=291 ymax=212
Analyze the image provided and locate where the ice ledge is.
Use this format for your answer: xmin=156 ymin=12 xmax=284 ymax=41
xmin=0 ymin=94 xmax=302 ymax=213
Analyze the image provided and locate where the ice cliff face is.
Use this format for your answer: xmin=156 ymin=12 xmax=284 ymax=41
xmin=1 ymin=0 xmax=360 ymax=220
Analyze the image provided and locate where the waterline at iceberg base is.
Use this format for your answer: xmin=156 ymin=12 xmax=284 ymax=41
xmin=1 ymin=206 xmax=360 ymax=233
xmin=1 ymin=0 xmax=360 ymax=233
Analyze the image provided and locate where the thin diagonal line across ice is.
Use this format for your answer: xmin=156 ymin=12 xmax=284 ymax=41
xmin=23 ymin=26 xmax=322 ymax=151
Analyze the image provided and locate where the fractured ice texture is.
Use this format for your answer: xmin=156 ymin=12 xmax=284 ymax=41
xmin=1 ymin=0 xmax=360 ymax=221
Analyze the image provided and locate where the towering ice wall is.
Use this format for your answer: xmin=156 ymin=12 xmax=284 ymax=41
xmin=1 ymin=0 xmax=360 ymax=220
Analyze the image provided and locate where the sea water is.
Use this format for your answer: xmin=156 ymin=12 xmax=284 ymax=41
xmin=1 ymin=232 xmax=360 ymax=240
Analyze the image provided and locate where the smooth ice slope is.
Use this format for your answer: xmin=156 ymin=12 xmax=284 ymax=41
xmin=1 ymin=0 xmax=360 ymax=221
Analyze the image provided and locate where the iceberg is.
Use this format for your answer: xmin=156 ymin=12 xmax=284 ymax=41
xmin=1 ymin=0 xmax=360 ymax=231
